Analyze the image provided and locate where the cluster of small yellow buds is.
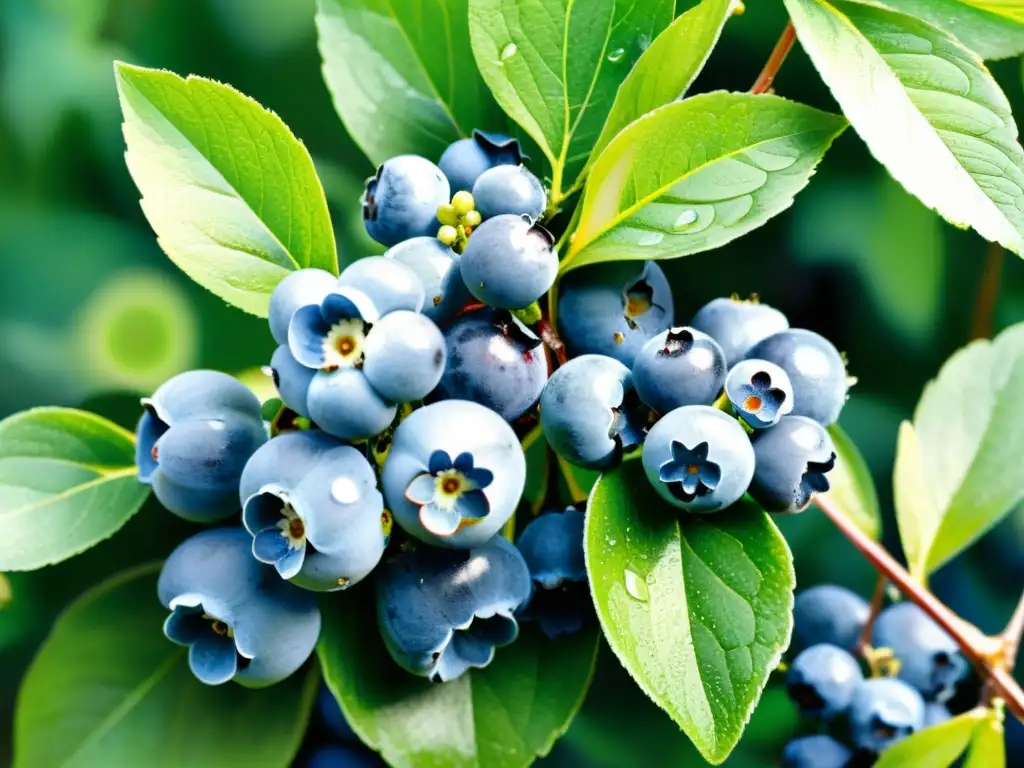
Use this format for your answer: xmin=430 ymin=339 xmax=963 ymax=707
xmin=436 ymin=191 xmax=481 ymax=253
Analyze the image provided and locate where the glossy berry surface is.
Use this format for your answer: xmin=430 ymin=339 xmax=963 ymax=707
xmin=384 ymin=237 xmax=470 ymax=326
xmin=632 ymin=327 xmax=726 ymax=414
xmin=516 ymin=508 xmax=588 ymax=638
xmin=786 ymin=643 xmax=863 ymax=719
xmin=460 ymin=214 xmax=557 ymax=309
xmin=158 ymin=527 xmax=321 ymax=687
xmin=362 ymin=155 xmax=450 ymax=247
xmin=270 ymin=345 xmax=315 ymax=418
xmin=725 ymin=359 xmax=794 ymax=429
xmin=748 ymin=416 xmax=836 ymax=514
xmin=435 ymin=309 xmax=547 ymax=422
xmin=793 ymin=584 xmax=870 ymax=653
xmin=136 ymin=370 xmax=267 ymax=523
xmin=336 ymin=256 xmax=426 ymax=319
xmin=557 ymin=261 xmax=673 ymax=367
xmin=641 ymin=405 xmax=755 ymax=513
xmin=848 ymin=677 xmax=925 ymax=753
xmin=689 ymin=297 xmax=789 ymax=368
xmin=268 ymin=268 xmax=337 ymax=346
xmin=746 ymin=329 xmax=848 ymax=426
xmin=872 ymin=602 xmax=968 ymax=701
xmin=924 ymin=702 xmax=952 ymax=726
xmin=376 ymin=536 xmax=531 ymax=682
xmin=438 ymin=130 xmax=523 ymax=193
xmin=540 ymin=354 xmax=644 ymax=471
xmin=472 ymin=164 xmax=546 ymax=220
xmin=382 ymin=400 xmax=526 ymax=548
xmin=781 ymin=735 xmax=852 ymax=768
xmin=362 ymin=310 xmax=446 ymax=404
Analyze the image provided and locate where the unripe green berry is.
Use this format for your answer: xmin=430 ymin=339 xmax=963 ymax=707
xmin=437 ymin=203 xmax=459 ymax=227
xmin=463 ymin=209 xmax=482 ymax=228
xmin=437 ymin=225 xmax=458 ymax=246
xmin=452 ymin=190 xmax=475 ymax=216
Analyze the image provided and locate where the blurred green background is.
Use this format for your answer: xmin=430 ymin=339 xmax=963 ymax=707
xmin=2 ymin=0 xmax=1024 ymax=764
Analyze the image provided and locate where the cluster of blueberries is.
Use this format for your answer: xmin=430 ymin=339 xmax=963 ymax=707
xmin=783 ymin=585 xmax=969 ymax=767
xmin=136 ymin=129 xmax=847 ymax=693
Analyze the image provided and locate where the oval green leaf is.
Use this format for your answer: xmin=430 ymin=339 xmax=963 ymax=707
xmin=875 ymin=707 xmax=988 ymax=768
xmin=876 ymin=0 xmax=1024 ymax=60
xmin=822 ymin=424 xmax=881 ymax=539
xmin=115 ymin=62 xmax=338 ymax=317
xmin=561 ymin=92 xmax=847 ymax=273
xmin=964 ymin=709 xmax=1006 ymax=768
xmin=316 ymin=0 xmax=505 ymax=166
xmin=586 ymin=459 xmax=794 ymax=765
xmin=318 ymin=586 xmax=599 ymax=768
xmin=783 ymin=0 xmax=1024 ymax=257
xmin=14 ymin=564 xmax=318 ymax=768
xmin=0 ymin=408 xmax=149 ymax=572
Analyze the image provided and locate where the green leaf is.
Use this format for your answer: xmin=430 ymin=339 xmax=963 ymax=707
xmin=893 ymin=322 xmax=1024 ymax=577
xmin=0 ymin=572 xmax=10 ymax=609
xmin=468 ymin=0 xmax=674 ymax=196
xmin=875 ymin=0 xmax=1024 ymax=60
xmin=0 ymin=408 xmax=149 ymax=572
xmin=585 ymin=459 xmax=794 ymax=764
xmin=315 ymin=0 xmax=504 ymax=166
xmin=560 ymin=92 xmax=846 ymax=274
xmin=964 ymin=710 xmax=1006 ymax=768
xmin=114 ymin=62 xmax=337 ymax=317
xmin=14 ymin=564 xmax=318 ymax=768
xmin=875 ymin=707 xmax=988 ymax=768
xmin=586 ymin=0 xmax=736 ymax=175
xmin=318 ymin=586 xmax=599 ymax=768
xmin=821 ymin=424 xmax=881 ymax=539
xmin=783 ymin=0 xmax=1024 ymax=257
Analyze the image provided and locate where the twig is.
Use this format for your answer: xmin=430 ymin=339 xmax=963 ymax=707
xmin=971 ymin=242 xmax=1004 ymax=340
xmin=1000 ymin=587 xmax=1024 ymax=668
xmin=537 ymin=317 xmax=568 ymax=366
xmin=857 ymin=575 xmax=888 ymax=652
xmin=751 ymin=21 xmax=796 ymax=95
xmin=815 ymin=493 xmax=1024 ymax=721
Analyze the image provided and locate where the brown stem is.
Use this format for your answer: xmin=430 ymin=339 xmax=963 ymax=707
xmin=537 ymin=317 xmax=568 ymax=366
xmin=857 ymin=575 xmax=888 ymax=652
xmin=971 ymin=243 xmax=1004 ymax=340
xmin=751 ymin=21 xmax=796 ymax=95
xmin=1001 ymin=588 xmax=1024 ymax=668
xmin=815 ymin=494 xmax=1024 ymax=721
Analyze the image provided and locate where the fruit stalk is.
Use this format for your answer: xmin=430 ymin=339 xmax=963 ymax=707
xmin=751 ymin=21 xmax=796 ymax=95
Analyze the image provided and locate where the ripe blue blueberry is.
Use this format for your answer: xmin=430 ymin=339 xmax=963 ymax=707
xmin=516 ymin=507 xmax=588 ymax=638
xmin=268 ymin=268 xmax=337 ymax=346
xmin=472 ymin=165 xmax=546 ymax=220
xmin=307 ymin=369 xmax=398 ymax=442
xmin=745 ymin=329 xmax=848 ymax=426
xmin=382 ymin=400 xmax=526 ymax=548
xmin=872 ymin=602 xmax=968 ymax=701
xmin=793 ymin=584 xmax=870 ymax=653
xmin=460 ymin=214 xmax=557 ymax=309
xmin=384 ymin=236 xmax=471 ymax=326
xmin=848 ymin=677 xmax=925 ymax=753
xmin=438 ymin=130 xmax=524 ymax=193
xmin=136 ymin=370 xmax=267 ymax=522
xmin=557 ymin=261 xmax=673 ymax=367
xmin=539 ymin=354 xmax=644 ymax=471
xmin=337 ymin=256 xmax=426 ymax=318
xmin=270 ymin=345 xmax=315 ymax=418
xmin=362 ymin=155 xmax=450 ymax=247
xmin=924 ymin=702 xmax=952 ymax=726
xmin=435 ymin=308 xmax=547 ymax=422
xmin=362 ymin=310 xmax=446 ymax=404
xmin=725 ymin=359 xmax=794 ymax=429
xmin=632 ymin=327 xmax=727 ymax=414
xmin=240 ymin=431 xmax=388 ymax=591
xmin=781 ymin=735 xmax=852 ymax=768
xmin=158 ymin=527 xmax=321 ymax=687
xmin=689 ymin=296 xmax=789 ymax=368
xmin=786 ymin=643 xmax=864 ymax=719
xmin=376 ymin=536 xmax=531 ymax=682
xmin=303 ymin=745 xmax=382 ymax=768
xmin=316 ymin=685 xmax=356 ymax=742
xmin=748 ymin=416 xmax=836 ymax=514
xmin=641 ymin=405 xmax=755 ymax=513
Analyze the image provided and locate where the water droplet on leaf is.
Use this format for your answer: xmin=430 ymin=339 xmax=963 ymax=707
xmin=500 ymin=43 xmax=518 ymax=61
xmin=673 ymin=210 xmax=698 ymax=231
xmin=624 ymin=570 xmax=649 ymax=602
xmin=606 ymin=47 xmax=625 ymax=63
xmin=636 ymin=231 xmax=664 ymax=246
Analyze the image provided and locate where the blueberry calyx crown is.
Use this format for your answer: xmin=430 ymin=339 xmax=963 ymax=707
xmin=658 ymin=440 xmax=722 ymax=502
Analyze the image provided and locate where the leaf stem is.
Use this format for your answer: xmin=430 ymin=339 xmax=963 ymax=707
xmin=815 ymin=493 xmax=1024 ymax=721
xmin=751 ymin=21 xmax=796 ymax=95
xmin=971 ymin=242 xmax=1004 ymax=340
xmin=857 ymin=575 xmax=888 ymax=652
xmin=1000 ymin=587 xmax=1024 ymax=668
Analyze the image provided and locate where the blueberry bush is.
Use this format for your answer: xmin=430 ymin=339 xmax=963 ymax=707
xmin=3 ymin=0 xmax=1024 ymax=766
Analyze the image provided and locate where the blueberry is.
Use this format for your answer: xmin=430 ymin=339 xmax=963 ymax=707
xmin=384 ymin=237 xmax=471 ymax=326
xmin=268 ymin=269 xmax=337 ymax=346
xmin=460 ymin=214 xmax=557 ymax=309
xmin=849 ymin=677 xmax=925 ymax=753
xmin=539 ymin=354 xmax=645 ymax=471
xmin=376 ymin=536 xmax=531 ymax=681
xmin=270 ymin=345 xmax=315 ymax=418
xmin=787 ymin=643 xmax=864 ymax=719
xmin=781 ymin=735 xmax=852 ymax=768
xmin=307 ymin=369 xmax=398 ymax=442
xmin=158 ymin=527 xmax=321 ymax=687
xmin=362 ymin=310 xmax=446 ymax=404
xmin=632 ymin=327 xmax=727 ymax=413
xmin=382 ymin=400 xmax=526 ymax=548
xmin=516 ymin=507 xmax=589 ymax=638
xmin=746 ymin=329 xmax=848 ymax=426
xmin=924 ymin=701 xmax=951 ymax=726
xmin=240 ymin=431 xmax=388 ymax=591
xmin=641 ymin=405 xmax=754 ymax=513
xmin=434 ymin=308 xmax=547 ymax=422
xmin=302 ymin=745 xmax=382 ymax=768
xmin=136 ymin=370 xmax=267 ymax=522
xmin=748 ymin=416 xmax=836 ymax=514
xmin=793 ymin=584 xmax=870 ymax=653
xmin=557 ymin=261 xmax=673 ymax=366
xmin=689 ymin=297 xmax=789 ymax=368
xmin=337 ymin=256 xmax=426 ymax=318
xmin=725 ymin=359 xmax=794 ymax=429
xmin=872 ymin=602 xmax=968 ymax=701
xmin=472 ymin=165 xmax=546 ymax=220
xmin=362 ymin=155 xmax=450 ymax=247
xmin=438 ymin=130 xmax=523 ymax=193
xmin=316 ymin=685 xmax=356 ymax=742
